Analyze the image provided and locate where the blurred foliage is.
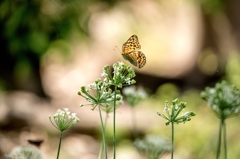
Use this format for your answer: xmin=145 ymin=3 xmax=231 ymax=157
xmin=226 ymin=53 xmax=240 ymax=88
xmin=153 ymin=83 xmax=180 ymax=104
xmin=196 ymin=0 xmax=225 ymax=14
xmin=0 ymin=0 xmax=119 ymax=94
xmin=197 ymin=49 xmax=219 ymax=76
xmin=0 ymin=0 xmax=91 ymax=57
xmin=104 ymin=124 xmax=130 ymax=145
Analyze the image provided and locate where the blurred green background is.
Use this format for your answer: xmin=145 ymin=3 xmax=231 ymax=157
xmin=1 ymin=0 xmax=240 ymax=158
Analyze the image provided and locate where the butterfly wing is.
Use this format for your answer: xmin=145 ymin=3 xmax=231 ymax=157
xmin=122 ymin=35 xmax=141 ymax=54
xmin=122 ymin=51 xmax=146 ymax=68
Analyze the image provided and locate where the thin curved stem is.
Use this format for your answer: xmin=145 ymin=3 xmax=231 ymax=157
xmin=113 ymin=86 xmax=117 ymax=159
xmin=223 ymin=119 xmax=227 ymax=159
xmin=98 ymin=143 xmax=103 ymax=159
xmin=216 ymin=119 xmax=223 ymax=159
xmin=98 ymin=104 xmax=108 ymax=159
xmin=56 ymin=131 xmax=63 ymax=159
xmin=171 ymin=122 xmax=174 ymax=159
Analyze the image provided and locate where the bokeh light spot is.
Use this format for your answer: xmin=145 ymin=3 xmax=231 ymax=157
xmin=197 ymin=49 xmax=218 ymax=75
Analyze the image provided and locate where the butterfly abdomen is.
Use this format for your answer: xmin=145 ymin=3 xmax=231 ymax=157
xmin=122 ymin=53 xmax=138 ymax=67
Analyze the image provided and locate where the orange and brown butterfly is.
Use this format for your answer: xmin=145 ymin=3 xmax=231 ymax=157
xmin=121 ymin=35 xmax=146 ymax=68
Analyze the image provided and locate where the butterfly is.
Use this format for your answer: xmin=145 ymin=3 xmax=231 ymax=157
xmin=121 ymin=35 xmax=146 ymax=68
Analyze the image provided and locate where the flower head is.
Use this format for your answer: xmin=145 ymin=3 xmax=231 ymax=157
xmin=49 ymin=108 xmax=79 ymax=132
xmin=101 ymin=62 xmax=136 ymax=88
xmin=157 ymin=98 xmax=195 ymax=125
xmin=201 ymin=80 xmax=240 ymax=119
xmin=78 ymin=78 xmax=123 ymax=110
xmin=134 ymin=135 xmax=171 ymax=159
xmin=6 ymin=145 xmax=42 ymax=159
xmin=122 ymin=85 xmax=148 ymax=107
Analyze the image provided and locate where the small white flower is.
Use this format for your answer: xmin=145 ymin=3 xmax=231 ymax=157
xmin=118 ymin=61 xmax=124 ymax=65
xmin=122 ymin=85 xmax=135 ymax=95
xmin=125 ymin=78 xmax=131 ymax=85
xmin=164 ymin=107 xmax=169 ymax=112
xmin=209 ymin=88 xmax=215 ymax=94
xmin=63 ymin=108 xmax=69 ymax=111
xmin=173 ymin=105 xmax=179 ymax=110
xmin=182 ymin=112 xmax=189 ymax=117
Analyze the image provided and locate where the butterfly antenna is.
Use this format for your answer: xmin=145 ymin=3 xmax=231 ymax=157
xmin=114 ymin=46 xmax=122 ymax=53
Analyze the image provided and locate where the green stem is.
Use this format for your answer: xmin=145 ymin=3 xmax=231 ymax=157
xmin=104 ymin=113 xmax=108 ymax=130
xmin=131 ymin=107 xmax=138 ymax=139
xmin=171 ymin=121 xmax=174 ymax=159
xmin=223 ymin=119 xmax=227 ymax=159
xmin=113 ymin=86 xmax=117 ymax=159
xmin=98 ymin=113 xmax=109 ymax=159
xmin=98 ymin=104 xmax=108 ymax=159
xmin=56 ymin=131 xmax=63 ymax=159
xmin=216 ymin=119 xmax=223 ymax=159
xmin=98 ymin=143 xmax=103 ymax=159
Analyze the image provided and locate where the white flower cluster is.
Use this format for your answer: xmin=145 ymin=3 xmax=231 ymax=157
xmin=122 ymin=85 xmax=148 ymax=99
xmin=201 ymin=81 xmax=240 ymax=119
xmin=49 ymin=108 xmax=79 ymax=132
xmin=78 ymin=62 xmax=136 ymax=110
xmin=157 ymin=99 xmax=195 ymax=125
xmin=122 ymin=85 xmax=148 ymax=107
xmin=6 ymin=145 xmax=42 ymax=159
xmin=101 ymin=62 xmax=136 ymax=88
xmin=79 ymin=78 xmax=122 ymax=109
